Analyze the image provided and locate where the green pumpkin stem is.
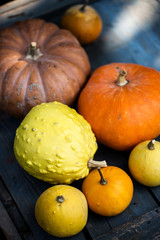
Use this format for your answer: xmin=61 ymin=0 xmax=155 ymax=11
xmin=26 ymin=42 xmax=43 ymax=61
xmin=116 ymin=70 xmax=128 ymax=86
xmin=98 ymin=168 xmax=107 ymax=185
xmin=80 ymin=0 xmax=89 ymax=12
xmin=147 ymin=139 xmax=155 ymax=150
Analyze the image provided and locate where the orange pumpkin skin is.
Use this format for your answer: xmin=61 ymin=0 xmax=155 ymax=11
xmin=82 ymin=166 xmax=133 ymax=217
xmin=0 ymin=19 xmax=91 ymax=118
xmin=78 ymin=63 xmax=160 ymax=151
xmin=60 ymin=4 xmax=102 ymax=45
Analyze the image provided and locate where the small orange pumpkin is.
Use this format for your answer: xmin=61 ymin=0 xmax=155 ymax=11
xmin=82 ymin=166 xmax=134 ymax=216
xmin=78 ymin=63 xmax=160 ymax=151
xmin=60 ymin=2 xmax=102 ymax=45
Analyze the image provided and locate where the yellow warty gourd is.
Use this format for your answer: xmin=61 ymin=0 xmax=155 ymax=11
xmin=14 ymin=101 xmax=102 ymax=184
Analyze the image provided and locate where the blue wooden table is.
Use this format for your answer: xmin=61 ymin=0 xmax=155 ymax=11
xmin=0 ymin=0 xmax=160 ymax=239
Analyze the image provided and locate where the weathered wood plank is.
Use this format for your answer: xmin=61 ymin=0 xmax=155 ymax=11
xmin=0 ymin=177 xmax=13 ymax=207
xmin=0 ymin=0 xmax=94 ymax=28
xmin=92 ymin=207 xmax=160 ymax=240
xmin=0 ymin=200 xmax=22 ymax=240
xmin=0 ymin=177 xmax=33 ymax=236
xmin=85 ymin=210 xmax=111 ymax=239
xmin=0 ymin=165 xmax=35 ymax=239
xmin=150 ymin=187 xmax=160 ymax=205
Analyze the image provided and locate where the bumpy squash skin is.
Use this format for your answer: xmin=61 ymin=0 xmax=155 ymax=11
xmin=0 ymin=19 xmax=91 ymax=118
xmin=78 ymin=63 xmax=160 ymax=151
xmin=128 ymin=140 xmax=160 ymax=187
xmin=14 ymin=101 xmax=97 ymax=184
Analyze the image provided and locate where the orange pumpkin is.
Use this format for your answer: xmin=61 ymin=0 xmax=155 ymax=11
xmin=78 ymin=63 xmax=160 ymax=151
xmin=60 ymin=2 xmax=102 ymax=45
xmin=0 ymin=19 xmax=91 ymax=118
xmin=82 ymin=166 xmax=134 ymax=216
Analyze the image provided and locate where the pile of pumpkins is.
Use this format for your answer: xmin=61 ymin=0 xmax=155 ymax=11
xmin=0 ymin=1 xmax=160 ymax=238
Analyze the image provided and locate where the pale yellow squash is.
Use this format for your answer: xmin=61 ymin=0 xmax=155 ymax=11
xmin=128 ymin=140 xmax=160 ymax=187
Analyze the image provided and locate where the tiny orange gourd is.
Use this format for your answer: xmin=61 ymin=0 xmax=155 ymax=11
xmin=60 ymin=1 xmax=102 ymax=45
xmin=82 ymin=166 xmax=134 ymax=217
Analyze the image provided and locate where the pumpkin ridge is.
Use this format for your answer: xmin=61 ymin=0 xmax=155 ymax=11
xmin=45 ymin=53 xmax=90 ymax=77
xmin=0 ymin=31 xmax=24 ymax=52
xmin=0 ymin=26 xmax=27 ymax=47
xmin=43 ymin=29 xmax=80 ymax=50
xmin=0 ymin=45 xmax=23 ymax=53
xmin=23 ymin=64 xmax=34 ymax=115
xmin=48 ymin=63 xmax=80 ymax=99
xmin=1 ymin=62 xmax=28 ymax=103
xmin=44 ymin=62 xmax=82 ymax=104
xmin=33 ymin=20 xmax=48 ymax=44
xmin=37 ymin=62 xmax=65 ymax=103
xmin=12 ymin=24 xmax=29 ymax=45
xmin=34 ymin=64 xmax=47 ymax=102
xmin=42 ymin=28 xmax=62 ymax=48
xmin=0 ymin=56 xmax=20 ymax=70
xmin=24 ymin=19 xmax=48 ymax=44
xmin=43 ymin=54 xmax=89 ymax=77
xmin=46 ymin=43 xmax=88 ymax=58
xmin=45 ymin=41 xmax=81 ymax=54
xmin=42 ymin=57 xmax=83 ymax=89
xmin=24 ymin=63 xmax=48 ymax=112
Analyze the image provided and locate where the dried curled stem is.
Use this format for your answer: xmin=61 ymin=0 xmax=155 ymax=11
xmin=87 ymin=158 xmax=107 ymax=168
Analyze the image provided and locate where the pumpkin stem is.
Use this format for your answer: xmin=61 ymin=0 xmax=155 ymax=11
xmin=56 ymin=195 xmax=65 ymax=203
xmin=26 ymin=42 xmax=43 ymax=61
xmin=116 ymin=70 xmax=128 ymax=86
xmin=97 ymin=168 xmax=107 ymax=185
xmin=87 ymin=158 xmax=107 ymax=168
xmin=147 ymin=139 xmax=155 ymax=150
xmin=80 ymin=0 xmax=89 ymax=12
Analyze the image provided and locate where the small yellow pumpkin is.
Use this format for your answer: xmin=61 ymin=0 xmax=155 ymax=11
xmin=35 ymin=185 xmax=88 ymax=237
xmin=128 ymin=139 xmax=160 ymax=187
xmin=60 ymin=2 xmax=102 ymax=44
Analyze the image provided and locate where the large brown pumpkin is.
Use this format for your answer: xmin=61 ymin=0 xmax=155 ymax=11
xmin=0 ymin=19 xmax=91 ymax=118
xmin=78 ymin=63 xmax=160 ymax=151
